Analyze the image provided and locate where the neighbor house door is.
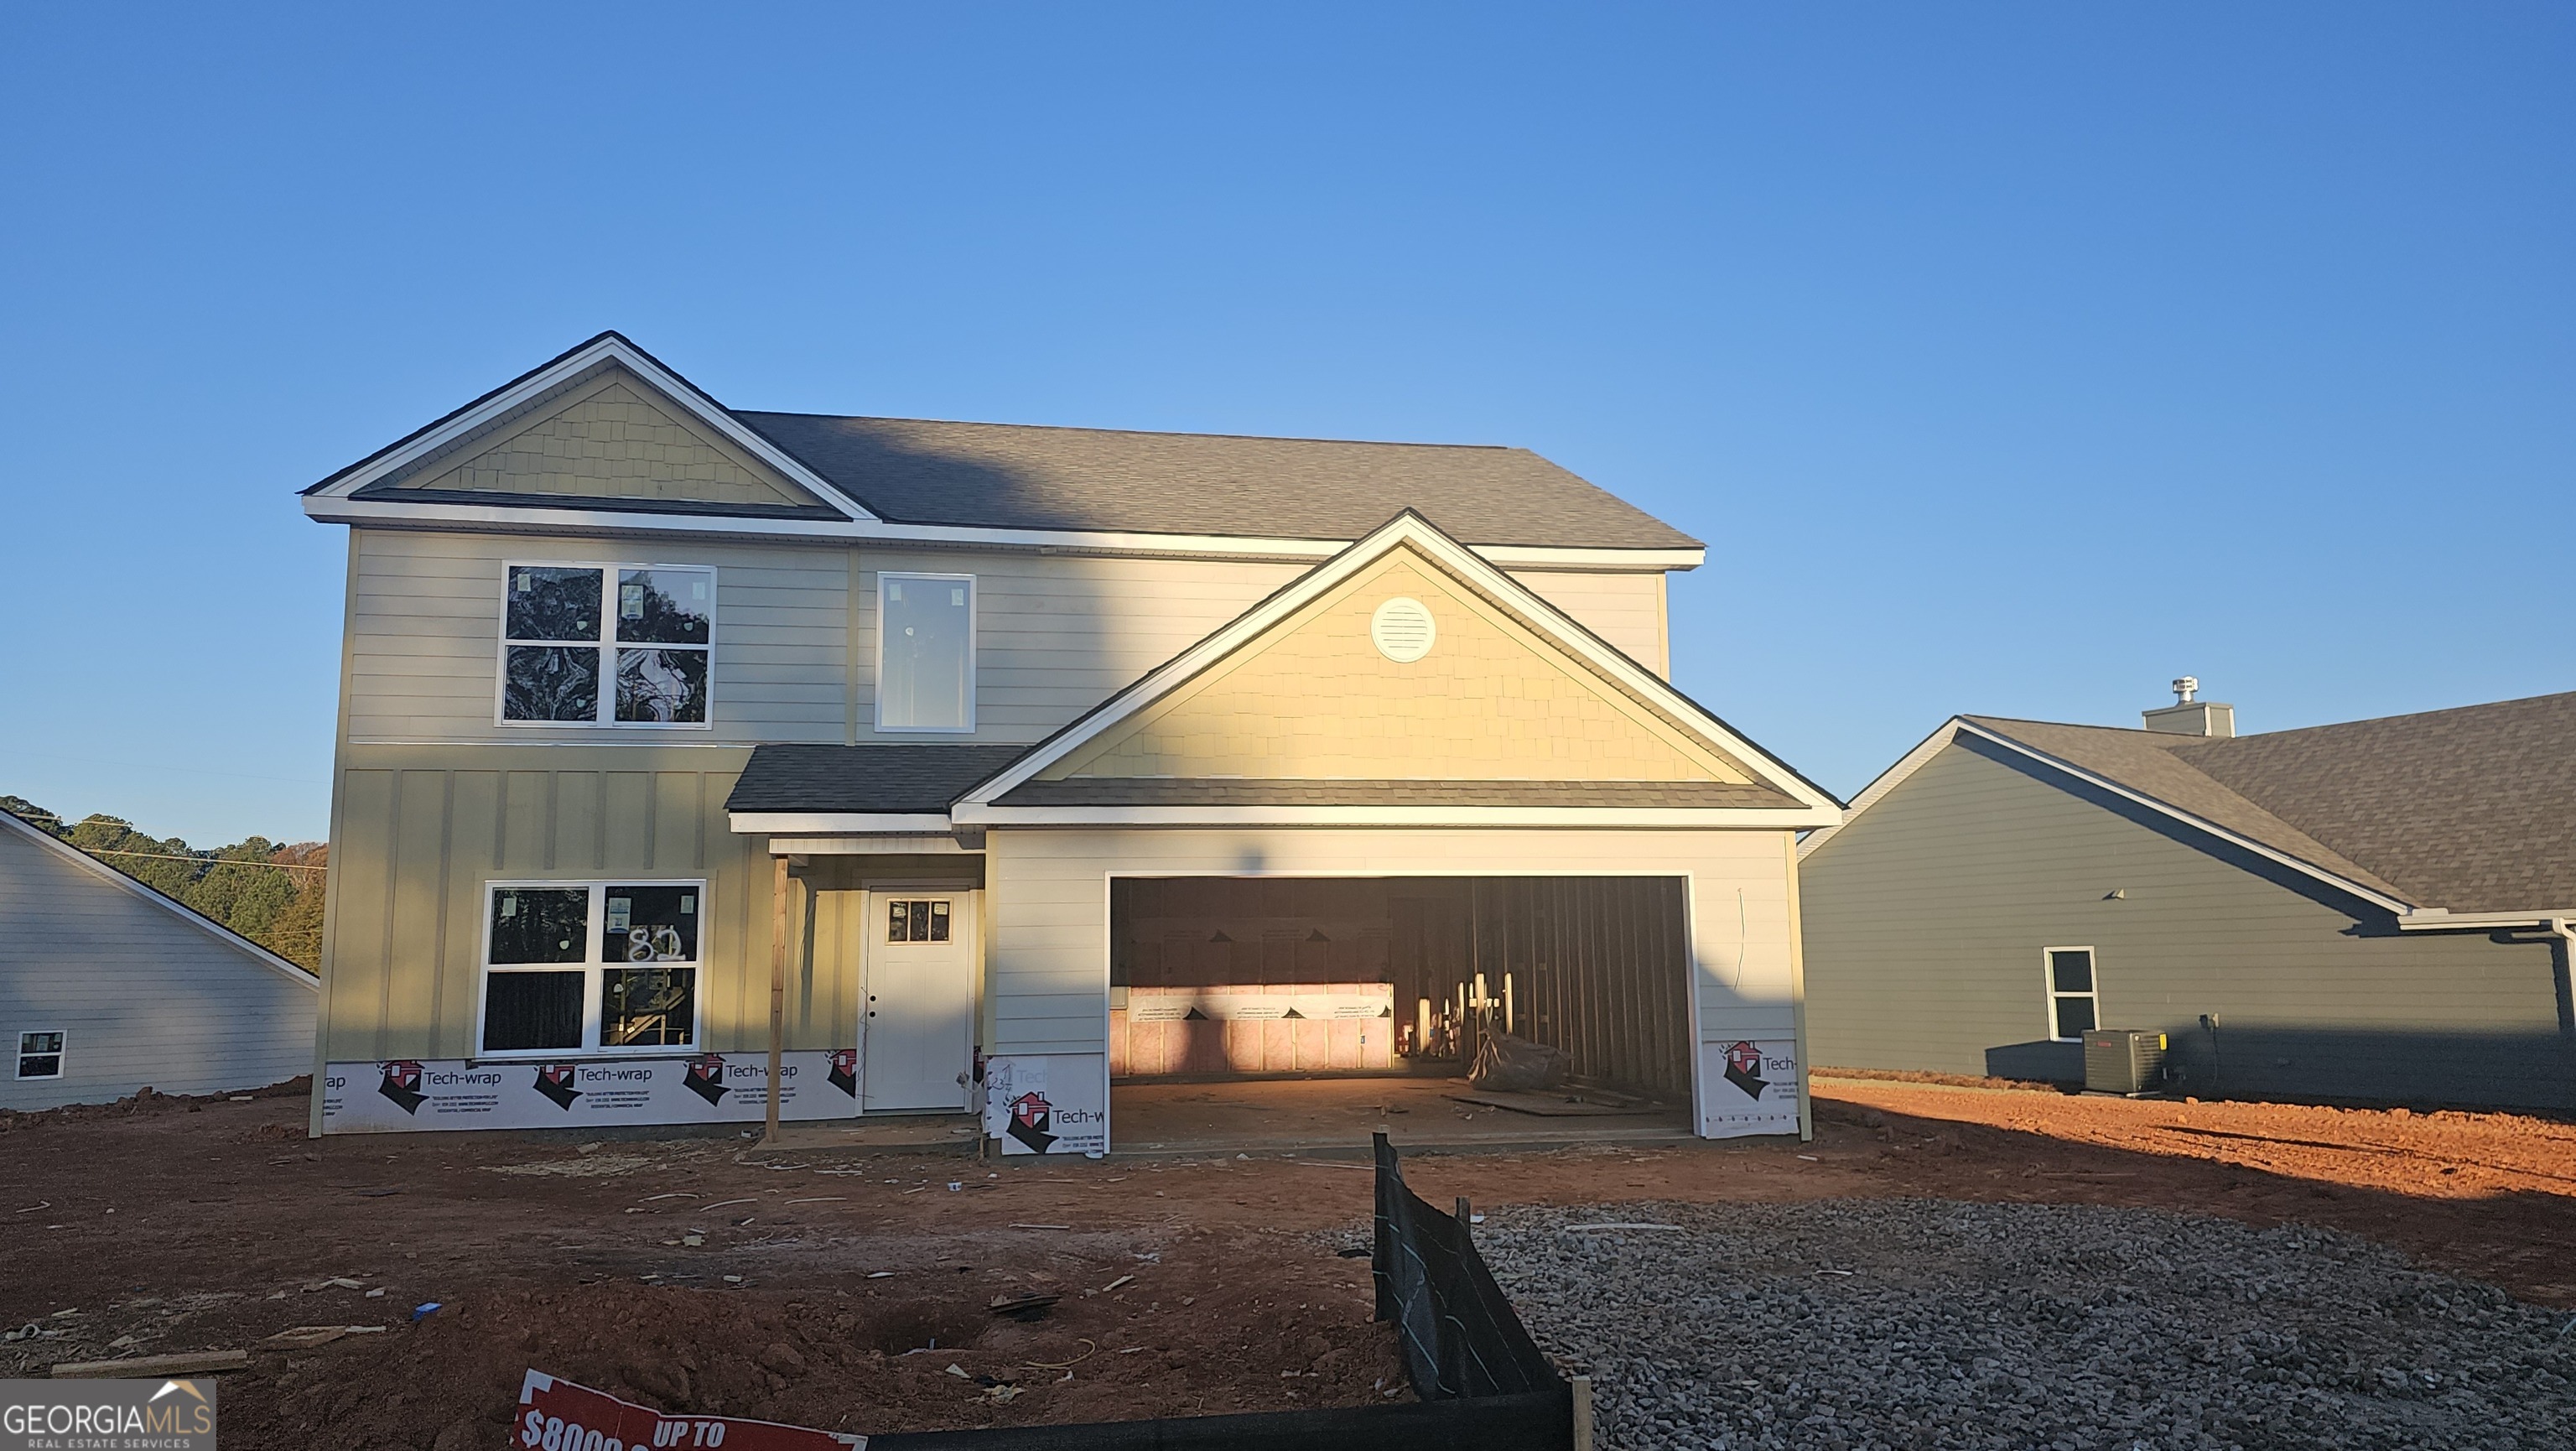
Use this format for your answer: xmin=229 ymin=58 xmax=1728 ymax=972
xmin=863 ymin=891 xmax=976 ymax=1111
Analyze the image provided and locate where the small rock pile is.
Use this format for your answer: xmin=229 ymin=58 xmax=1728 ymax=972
xmin=1478 ymin=1199 xmax=2576 ymax=1451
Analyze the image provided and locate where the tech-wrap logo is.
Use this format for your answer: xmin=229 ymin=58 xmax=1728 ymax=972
xmin=532 ymin=1063 xmax=584 ymax=1110
xmin=1722 ymin=1040 xmax=1770 ymax=1100
xmin=828 ymin=1048 xmax=859 ymax=1099
xmin=1006 ymin=1090 xmax=1057 ymax=1153
xmin=683 ymin=1053 xmax=731 ymax=1107
xmin=377 ymin=1060 xmax=428 ymax=1115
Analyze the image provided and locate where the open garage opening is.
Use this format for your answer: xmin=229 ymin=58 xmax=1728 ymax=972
xmin=1108 ymin=876 xmax=1694 ymax=1105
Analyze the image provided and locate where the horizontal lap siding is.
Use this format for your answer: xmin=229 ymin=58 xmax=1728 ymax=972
xmin=314 ymin=746 xmax=854 ymax=1064
xmin=1798 ymin=742 xmax=2572 ymax=1108
xmin=1509 ymin=570 xmax=1669 ymax=676
xmin=351 ymin=533 xmax=1677 ymax=751
xmin=347 ymin=530 xmax=848 ymax=743
xmin=0 ymin=829 xmax=316 ymax=1110
xmin=984 ymin=828 xmax=1798 ymax=1058
xmin=855 ymin=551 xmax=1305 ymax=743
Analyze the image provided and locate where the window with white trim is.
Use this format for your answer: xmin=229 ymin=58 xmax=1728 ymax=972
xmin=2046 ymin=948 xmax=2098 ymax=1041
xmin=480 ymin=882 xmax=705 ymax=1054
xmin=876 ymin=573 xmax=974 ymax=731
xmin=17 ymin=1031 xmax=65 ymax=1079
xmin=501 ymin=564 xmax=713 ymax=726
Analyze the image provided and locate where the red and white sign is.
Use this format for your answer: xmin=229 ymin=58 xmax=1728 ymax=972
xmin=516 ymin=1369 xmax=865 ymax=1450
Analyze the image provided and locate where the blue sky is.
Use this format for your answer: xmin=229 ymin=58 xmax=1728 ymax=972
xmin=3 ymin=4 xmax=2568 ymax=845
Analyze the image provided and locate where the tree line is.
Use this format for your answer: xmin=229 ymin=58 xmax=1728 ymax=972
xmin=3 ymin=795 xmax=325 ymax=971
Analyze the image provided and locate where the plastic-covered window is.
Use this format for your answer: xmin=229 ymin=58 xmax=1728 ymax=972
xmin=878 ymin=575 xmax=973 ymax=731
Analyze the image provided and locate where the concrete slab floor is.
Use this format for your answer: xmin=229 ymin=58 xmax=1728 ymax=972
xmin=1110 ymin=1074 xmax=1694 ymax=1156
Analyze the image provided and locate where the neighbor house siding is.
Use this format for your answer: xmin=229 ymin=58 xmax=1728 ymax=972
xmin=1799 ymin=739 xmax=2572 ymax=1109
xmin=1 ymin=825 xmax=316 ymax=1110
xmin=313 ymin=744 xmax=850 ymax=1064
xmin=982 ymin=827 xmax=1803 ymax=1064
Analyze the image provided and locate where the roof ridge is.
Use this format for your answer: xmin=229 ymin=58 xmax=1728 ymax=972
xmin=730 ymin=408 xmax=1524 ymax=454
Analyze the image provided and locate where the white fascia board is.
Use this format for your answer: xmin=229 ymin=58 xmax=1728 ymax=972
xmin=956 ymin=512 xmax=1831 ymax=811
xmin=2395 ymin=910 xmax=2576 ymax=932
xmin=306 ymin=335 xmax=880 ymax=522
xmin=727 ymin=812 xmax=953 ymax=836
xmin=764 ymin=834 xmax=975 ymax=856
xmin=948 ymin=803 xmax=1842 ymax=829
xmin=1947 ymin=720 xmax=2417 ymax=916
xmin=0 ymin=810 xmax=319 ymax=988
xmin=299 ymin=495 xmax=1704 ymax=572
xmin=1796 ymin=720 xmax=1961 ymax=861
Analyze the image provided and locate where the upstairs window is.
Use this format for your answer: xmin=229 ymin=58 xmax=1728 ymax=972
xmin=877 ymin=573 xmax=974 ymax=732
xmin=501 ymin=564 xmax=712 ymax=726
xmin=2045 ymin=948 xmax=2098 ymax=1041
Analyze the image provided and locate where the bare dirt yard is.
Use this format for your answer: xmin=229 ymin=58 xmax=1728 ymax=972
xmin=3 ymin=1076 xmax=2573 ymax=1449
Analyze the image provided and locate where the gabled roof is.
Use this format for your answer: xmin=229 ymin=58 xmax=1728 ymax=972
xmin=302 ymin=333 xmax=1704 ymax=566
xmin=733 ymin=412 xmax=1700 ymax=550
xmin=1802 ymin=692 xmax=2576 ymax=918
xmin=949 ymin=511 xmax=1841 ymax=828
xmin=0 ymin=810 xmax=319 ymax=988
xmin=302 ymin=332 xmax=879 ymax=520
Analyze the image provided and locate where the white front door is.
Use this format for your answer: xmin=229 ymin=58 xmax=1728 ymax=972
xmin=863 ymin=892 xmax=975 ymax=1111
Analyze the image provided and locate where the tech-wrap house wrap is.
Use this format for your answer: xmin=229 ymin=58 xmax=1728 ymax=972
xmin=299 ymin=333 xmax=1839 ymax=1144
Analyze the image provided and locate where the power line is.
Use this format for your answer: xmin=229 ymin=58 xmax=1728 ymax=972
xmin=3 ymin=812 xmax=327 ymax=873
xmin=76 ymin=846 xmax=329 ymax=874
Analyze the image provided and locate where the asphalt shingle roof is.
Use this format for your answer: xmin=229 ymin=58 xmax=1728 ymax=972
xmin=1965 ymin=691 xmax=2576 ymax=914
xmin=724 ymin=745 xmax=1031 ymax=815
xmin=732 ymin=412 xmax=1701 ymax=550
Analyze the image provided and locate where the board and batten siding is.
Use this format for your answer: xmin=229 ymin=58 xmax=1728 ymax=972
xmin=314 ymin=745 xmax=858 ymax=1071
xmin=1 ymin=824 xmax=316 ymax=1110
xmin=1799 ymin=737 xmax=2573 ymax=1109
xmin=342 ymin=529 xmax=1679 ymax=752
xmin=982 ymin=828 xmax=1802 ymax=1061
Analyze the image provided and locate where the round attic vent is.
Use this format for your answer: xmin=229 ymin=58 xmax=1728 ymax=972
xmin=1370 ymin=596 xmax=1436 ymax=663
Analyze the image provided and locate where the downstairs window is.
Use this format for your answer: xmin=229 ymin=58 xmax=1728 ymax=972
xmin=17 ymin=1031 xmax=65 ymax=1079
xmin=481 ymin=882 xmax=704 ymax=1054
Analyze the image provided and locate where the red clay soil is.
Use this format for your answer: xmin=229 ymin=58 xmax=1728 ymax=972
xmin=3 ymin=1079 xmax=2573 ymax=1448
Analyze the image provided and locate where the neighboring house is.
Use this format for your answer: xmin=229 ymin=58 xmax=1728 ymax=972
xmin=1799 ymin=685 xmax=2576 ymax=1110
xmin=298 ymin=333 xmax=1840 ymax=1146
xmin=1 ymin=808 xmax=319 ymax=1110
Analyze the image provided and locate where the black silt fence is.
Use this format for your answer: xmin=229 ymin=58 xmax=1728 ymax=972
xmin=1371 ymin=1131 xmax=1564 ymax=1401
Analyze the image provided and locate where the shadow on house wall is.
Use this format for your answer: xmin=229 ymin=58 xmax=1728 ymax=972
xmin=1983 ymin=1025 xmax=2576 ymax=1114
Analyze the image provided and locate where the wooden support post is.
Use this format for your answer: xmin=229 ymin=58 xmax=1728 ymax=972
xmin=765 ymin=853 xmax=788 ymax=1147
xmin=1571 ymin=1375 xmax=1595 ymax=1451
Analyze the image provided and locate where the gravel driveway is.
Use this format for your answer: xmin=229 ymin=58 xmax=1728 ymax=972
xmin=1479 ymin=1199 xmax=2576 ymax=1451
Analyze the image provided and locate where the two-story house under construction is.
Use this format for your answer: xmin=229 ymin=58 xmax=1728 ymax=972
xmin=299 ymin=334 xmax=1837 ymax=1150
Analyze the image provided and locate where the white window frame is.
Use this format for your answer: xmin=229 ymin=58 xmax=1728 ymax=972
xmin=474 ymin=880 xmax=709 ymax=1058
xmin=494 ymin=561 xmax=717 ymax=731
xmin=2044 ymin=946 xmax=2099 ymax=1043
xmin=15 ymin=1029 xmax=65 ymax=1080
xmin=875 ymin=571 xmax=977 ymax=734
